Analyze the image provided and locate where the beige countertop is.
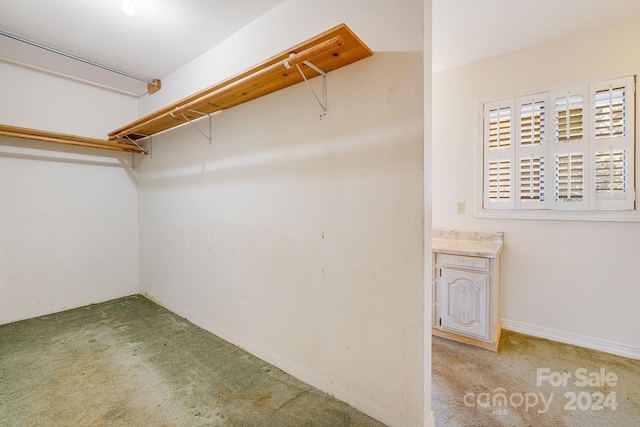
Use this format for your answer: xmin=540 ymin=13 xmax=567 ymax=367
xmin=432 ymin=229 xmax=503 ymax=258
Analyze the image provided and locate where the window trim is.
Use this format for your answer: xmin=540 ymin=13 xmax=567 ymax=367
xmin=475 ymin=71 xmax=640 ymax=222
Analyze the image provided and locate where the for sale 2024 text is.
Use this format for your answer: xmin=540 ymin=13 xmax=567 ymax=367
xmin=537 ymin=367 xmax=618 ymax=411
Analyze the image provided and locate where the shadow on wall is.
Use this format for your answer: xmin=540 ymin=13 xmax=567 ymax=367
xmin=136 ymin=51 xmax=423 ymax=188
xmin=0 ymin=136 xmax=140 ymax=185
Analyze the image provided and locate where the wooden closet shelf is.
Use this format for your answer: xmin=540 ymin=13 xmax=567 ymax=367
xmin=0 ymin=124 xmax=146 ymax=154
xmin=108 ymin=23 xmax=373 ymax=141
xmin=0 ymin=24 xmax=370 ymax=156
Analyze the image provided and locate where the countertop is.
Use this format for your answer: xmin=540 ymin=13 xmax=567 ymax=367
xmin=432 ymin=229 xmax=503 ymax=258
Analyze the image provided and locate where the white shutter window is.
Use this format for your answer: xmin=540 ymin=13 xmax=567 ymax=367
xmin=488 ymin=159 xmax=511 ymax=202
xmin=594 ymin=86 xmax=625 ymax=139
xmin=520 ymin=100 xmax=545 ymax=146
xmin=515 ymin=94 xmax=548 ymax=209
xmin=595 ymin=149 xmax=627 ymax=194
xmin=555 ymin=153 xmax=584 ymax=203
xmin=550 ymin=86 xmax=588 ymax=210
xmin=481 ymin=75 xmax=636 ymax=214
xmin=484 ymin=100 xmax=515 ymax=209
xmin=590 ymin=76 xmax=635 ymax=210
xmin=488 ymin=105 xmax=512 ymax=149
xmin=556 ymin=93 xmax=584 ymax=143
xmin=520 ymin=156 xmax=545 ymax=201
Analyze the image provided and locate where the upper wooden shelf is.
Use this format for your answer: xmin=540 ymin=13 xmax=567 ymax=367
xmin=0 ymin=124 xmax=146 ymax=154
xmin=108 ymin=23 xmax=373 ymax=141
xmin=0 ymin=24 xmax=370 ymax=156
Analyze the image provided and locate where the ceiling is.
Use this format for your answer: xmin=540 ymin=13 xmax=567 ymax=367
xmin=2 ymin=0 xmax=640 ymax=95
xmin=0 ymin=0 xmax=287 ymax=95
xmin=433 ymin=0 xmax=640 ymax=72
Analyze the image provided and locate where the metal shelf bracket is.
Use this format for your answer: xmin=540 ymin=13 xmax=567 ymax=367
xmin=122 ymin=135 xmax=151 ymax=171
xmin=123 ymin=135 xmax=149 ymax=154
xmin=170 ymin=109 xmax=212 ymax=143
xmin=285 ymin=56 xmax=327 ymax=118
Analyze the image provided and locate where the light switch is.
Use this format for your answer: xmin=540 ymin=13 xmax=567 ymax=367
xmin=457 ymin=201 xmax=465 ymax=214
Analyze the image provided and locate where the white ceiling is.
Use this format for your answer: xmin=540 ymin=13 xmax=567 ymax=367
xmin=433 ymin=0 xmax=640 ymax=72
xmin=2 ymin=0 xmax=640 ymax=95
xmin=0 ymin=0 xmax=287 ymax=94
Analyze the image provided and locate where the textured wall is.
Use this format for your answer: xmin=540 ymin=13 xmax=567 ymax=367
xmin=433 ymin=18 xmax=640 ymax=357
xmin=138 ymin=0 xmax=427 ymax=425
xmin=0 ymin=60 xmax=139 ymax=324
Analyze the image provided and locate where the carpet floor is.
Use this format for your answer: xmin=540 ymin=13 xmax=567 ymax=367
xmin=0 ymin=295 xmax=384 ymax=427
xmin=3 ymin=295 xmax=638 ymax=426
xmin=432 ymin=329 xmax=640 ymax=426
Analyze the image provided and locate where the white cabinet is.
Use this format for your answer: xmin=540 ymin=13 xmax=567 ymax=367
xmin=432 ymin=229 xmax=503 ymax=351
xmin=440 ymin=267 xmax=488 ymax=339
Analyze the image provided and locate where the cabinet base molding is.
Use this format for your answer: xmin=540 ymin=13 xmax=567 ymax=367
xmin=432 ymin=320 xmax=502 ymax=352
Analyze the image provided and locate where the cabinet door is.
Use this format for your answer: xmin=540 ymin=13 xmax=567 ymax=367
xmin=440 ymin=268 xmax=489 ymax=339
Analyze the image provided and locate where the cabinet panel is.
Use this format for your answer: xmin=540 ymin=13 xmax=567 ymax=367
xmin=438 ymin=253 xmax=489 ymax=272
xmin=440 ymin=269 xmax=489 ymax=340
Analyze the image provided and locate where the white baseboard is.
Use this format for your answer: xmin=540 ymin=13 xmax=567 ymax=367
xmin=501 ymin=319 xmax=640 ymax=360
xmin=142 ymin=292 xmax=421 ymax=427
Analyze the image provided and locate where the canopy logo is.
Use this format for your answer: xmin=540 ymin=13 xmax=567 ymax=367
xmin=463 ymin=389 xmax=553 ymax=415
xmin=462 ymin=367 xmax=619 ymax=416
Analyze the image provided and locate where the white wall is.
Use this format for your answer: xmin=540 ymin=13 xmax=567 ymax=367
xmin=423 ymin=1 xmax=433 ymax=425
xmin=139 ymin=0 xmax=423 ymax=115
xmin=138 ymin=0 xmax=427 ymax=425
xmin=433 ymin=18 xmax=640 ymax=358
xmin=0 ymin=60 xmax=140 ymax=324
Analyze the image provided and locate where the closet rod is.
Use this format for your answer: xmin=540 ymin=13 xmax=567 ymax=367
xmin=110 ymin=34 xmax=344 ymax=139
xmin=170 ymin=35 xmax=343 ymax=115
xmin=0 ymin=30 xmax=160 ymax=87
xmin=0 ymin=124 xmax=147 ymax=154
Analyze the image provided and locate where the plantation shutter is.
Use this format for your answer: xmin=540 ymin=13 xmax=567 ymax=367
xmin=590 ymin=76 xmax=635 ymax=210
xmin=550 ymin=86 xmax=588 ymax=210
xmin=484 ymin=100 xmax=515 ymax=209
xmin=515 ymin=93 xmax=548 ymax=209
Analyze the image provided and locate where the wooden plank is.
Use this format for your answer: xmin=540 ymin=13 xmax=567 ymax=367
xmin=147 ymin=79 xmax=162 ymax=95
xmin=0 ymin=124 xmax=146 ymax=154
xmin=109 ymin=23 xmax=373 ymax=140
